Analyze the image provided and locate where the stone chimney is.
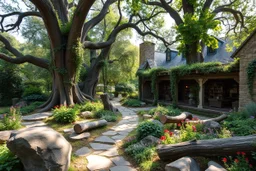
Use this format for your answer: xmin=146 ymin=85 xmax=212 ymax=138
xmin=139 ymin=42 xmax=155 ymax=66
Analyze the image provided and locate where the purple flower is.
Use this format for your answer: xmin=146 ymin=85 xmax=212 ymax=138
xmin=250 ymin=116 xmax=255 ymax=119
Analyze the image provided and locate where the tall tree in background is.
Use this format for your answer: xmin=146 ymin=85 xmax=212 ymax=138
xmin=133 ymin=0 xmax=254 ymax=64
xmin=0 ymin=0 xmax=168 ymax=111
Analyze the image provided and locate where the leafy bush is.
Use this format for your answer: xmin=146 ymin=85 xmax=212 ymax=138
xmin=22 ymin=85 xmax=42 ymax=97
xmin=0 ymin=107 xmax=22 ymax=131
xmin=53 ymin=105 xmax=79 ymax=123
xmin=136 ymin=121 xmax=163 ymax=140
xmin=223 ymin=118 xmax=255 ymax=136
xmin=243 ymin=102 xmax=256 ymax=118
xmin=94 ymin=110 xmax=117 ymax=122
xmin=148 ymin=105 xmax=169 ymax=115
xmin=20 ymin=101 xmax=44 ymax=115
xmin=129 ymin=91 xmax=138 ymax=99
xmin=0 ymin=61 xmax=23 ymax=106
xmin=0 ymin=144 xmax=21 ymax=171
xmin=115 ymin=83 xmax=135 ymax=94
xmin=23 ymin=94 xmax=47 ymax=102
xmin=166 ymin=106 xmax=181 ymax=116
xmin=122 ymin=98 xmax=141 ymax=107
xmin=80 ymin=101 xmax=103 ymax=112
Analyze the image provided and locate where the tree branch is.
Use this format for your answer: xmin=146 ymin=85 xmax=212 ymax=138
xmin=202 ymin=0 xmax=214 ymax=11
xmin=0 ymin=34 xmax=49 ymax=69
xmin=0 ymin=11 xmax=41 ymax=32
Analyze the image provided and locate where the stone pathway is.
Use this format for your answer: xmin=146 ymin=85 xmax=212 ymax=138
xmin=75 ymin=98 xmax=138 ymax=171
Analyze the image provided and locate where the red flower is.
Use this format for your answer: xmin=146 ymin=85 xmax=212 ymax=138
xmin=177 ymin=123 xmax=181 ymax=127
xmin=237 ymin=151 xmax=241 ymax=155
xmin=169 ymin=132 xmax=173 ymax=136
xmin=192 ymin=125 xmax=197 ymax=132
xmin=241 ymin=152 xmax=246 ymax=156
xmin=234 ymin=159 xmax=239 ymax=163
xmin=160 ymin=136 xmax=166 ymax=141
xmin=164 ymin=129 xmax=169 ymax=133
xmin=222 ymin=158 xmax=227 ymax=163
xmin=249 ymin=164 xmax=253 ymax=168
xmin=246 ymin=158 xmax=249 ymax=162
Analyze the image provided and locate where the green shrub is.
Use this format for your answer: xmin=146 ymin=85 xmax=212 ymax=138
xmin=166 ymin=106 xmax=181 ymax=116
xmin=94 ymin=110 xmax=117 ymax=122
xmin=23 ymin=94 xmax=47 ymax=102
xmin=149 ymin=105 xmax=169 ymax=115
xmin=0 ymin=107 xmax=22 ymax=131
xmin=0 ymin=144 xmax=21 ymax=171
xmin=134 ymin=147 xmax=156 ymax=164
xmin=129 ymin=91 xmax=138 ymax=99
xmin=19 ymin=101 xmax=44 ymax=115
xmin=136 ymin=121 xmax=163 ymax=140
xmin=115 ymin=83 xmax=135 ymax=94
xmin=122 ymin=98 xmax=141 ymax=107
xmin=22 ymin=85 xmax=42 ymax=97
xmin=53 ymin=105 xmax=79 ymax=123
xmin=243 ymin=102 xmax=256 ymax=117
xmin=223 ymin=118 xmax=255 ymax=136
xmin=80 ymin=101 xmax=103 ymax=112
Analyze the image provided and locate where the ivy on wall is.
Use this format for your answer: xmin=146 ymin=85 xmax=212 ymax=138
xmin=137 ymin=59 xmax=239 ymax=106
xmin=247 ymin=59 xmax=256 ymax=99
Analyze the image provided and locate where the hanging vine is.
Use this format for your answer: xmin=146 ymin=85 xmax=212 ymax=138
xmin=247 ymin=59 xmax=256 ymax=99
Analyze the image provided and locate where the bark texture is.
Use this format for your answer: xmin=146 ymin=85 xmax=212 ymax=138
xmin=74 ymin=119 xmax=107 ymax=134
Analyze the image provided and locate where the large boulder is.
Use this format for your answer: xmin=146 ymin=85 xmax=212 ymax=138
xmin=7 ymin=127 xmax=72 ymax=171
xmin=140 ymin=135 xmax=160 ymax=147
xmin=204 ymin=120 xmax=221 ymax=132
xmin=206 ymin=161 xmax=227 ymax=171
xmin=0 ymin=130 xmax=14 ymax=144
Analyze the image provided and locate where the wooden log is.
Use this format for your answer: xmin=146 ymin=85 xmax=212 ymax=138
xmin=186 ymin=114 xmax=228 ymax=124
xmin=74 ymin=119 xmax=107 ymax=134
xmin=100 ymin=93 xmax=116 ymax=112
xmin=157 ymin=135 xmax=256 ymax=161
xmin=159 ymin=112 xmax=193 ymax=124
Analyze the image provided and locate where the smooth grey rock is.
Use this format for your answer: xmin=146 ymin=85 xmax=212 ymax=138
xmin=110 ymin=156 xmax=131 ymax=166
xmin=165 ymin=157 xmax=200 ymax=171
xmin=140 ymin=135 xmax=160 ymax=147
xmin=69 ymin=132 xmax=90 ymax=140
xmin=7 ymin=127 xmax=72 ymax=171
xmin=206 ymin=161 xmax=227 ymax=171
xmin=110 ymin=166 xmax=137 ymax=171
xmin=99 ymin=147 xmax=119 ymax=157
xmin=21 ymin=121 xmax=46 ymax=128
xmin=90 ymin=143 xmax=113 ymax=150
xmin=75 ymin=147 xmax=91 ymax=157
xmin=204 ymin=121 xmax=221 ymax=132
xmin=22 ymin=112 xmax=52 ymax=121
xmin=86 ymin=155 xmax=113 ymax=171
xmin=94 ymin=136 xmax=115 ymax=144
xmin=0 ymin=130 xmax=13 ymax=144
xmin=143 ymin=114 xmax=152 ymax=119
xmin=80 ymin=111 xmax=93 ymax=119
xmin=102 ymin=131 xmax=118 ymax=136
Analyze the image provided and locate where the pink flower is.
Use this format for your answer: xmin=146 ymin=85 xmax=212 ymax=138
xmin=177 ymin=123 xmax=181 ymax=127
xmin=192 ymin=125 xmax=196 ymax=132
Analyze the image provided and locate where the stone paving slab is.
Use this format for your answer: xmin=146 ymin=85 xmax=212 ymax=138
xmin=75 ymin=147 xmax=91 ymax=157
xmin=109 ymin=166 xmax=137 ymax=171
xmin=90 ymin=143 xmax=114 ymax=151
xmin=22 ymin=112 xmax=53 ymax=121
xmin=86 ymin=155 xmax=113 ymax=171
xmin=94 ymin=136 xmax=115 ymax=144
xmin=99 ymin=147 xmax=119 ymax=157
xmin=102 ymin=131 xmax=117 ymax=136
xmin=111 ymin=135 xmax=126 ymax=141
xmin=110 ymin=156 xmax=131 ymax=166
xmin=69 ymin=132 xmax=90 ymax=140
xmin=21 ymin=121 xmax=47 ymax=128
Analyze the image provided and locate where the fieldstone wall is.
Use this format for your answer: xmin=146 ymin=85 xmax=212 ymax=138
xmin=139 ymin=42 xmax=155 ymax=66
xmin=235 ymin=33 xmax=256 ymax=110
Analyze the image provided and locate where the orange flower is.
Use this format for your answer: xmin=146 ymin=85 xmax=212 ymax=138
xmin=234 ymin=159 xmax=239 ymax=163
xmin=222 ymin=158 xmax=227 ymax=163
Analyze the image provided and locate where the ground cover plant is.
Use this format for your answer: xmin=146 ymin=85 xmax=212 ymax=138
xmin=0 ymin=107 xmax=22 ymax=131
xmin=0 ymin=144 xmax=21 ymax=171
xmin=122 ymin=98 xmax=142 ymax=107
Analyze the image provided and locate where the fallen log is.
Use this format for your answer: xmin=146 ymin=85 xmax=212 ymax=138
xmin=159 ymin=112 xmax=193 ymax=124
xmin=157 ymin=134 xmax=256 ymax=161
xmin=74 ymin=119 xmax=107 ymax=134
xmin=185 ymin=114 xmax=227 ymax=124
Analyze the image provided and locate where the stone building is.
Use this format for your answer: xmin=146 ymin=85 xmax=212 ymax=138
xmin=232 ymin=30 xmax=256 ymax=109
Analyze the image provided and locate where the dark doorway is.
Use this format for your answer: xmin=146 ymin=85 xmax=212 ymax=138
xmin=178 ymin=80 xmax=199 ymax=106
xmin=158 ymin=80 xmax=171 ymax=101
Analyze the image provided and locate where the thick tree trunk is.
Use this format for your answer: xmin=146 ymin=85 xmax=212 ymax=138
xmin=82 ymin=67 xmax=100 ymax=98
xmin=100 ymin=93 xmax=116 ymax=112
xmin=74 ymin=119 xmax=107 ymax=134
xmin=157 ymin=135 xmax=256 ymax=161
xmin=159 ymin=112 xmax=193 ymax=124
xmin=185 ymin=43 xmax=203 ymax=64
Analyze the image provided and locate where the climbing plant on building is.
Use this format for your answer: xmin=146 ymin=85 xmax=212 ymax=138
xmin=247 ymin=59 xmax=256 ymax=99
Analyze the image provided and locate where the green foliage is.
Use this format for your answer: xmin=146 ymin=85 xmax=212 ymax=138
xmin=0 ymin=62 xmax=23 ymax=106
xmin=139 ymin=160 xmax=161 ymax=171
xmin=0 ymin=144 xmax=21 ymax=171
xmin=148 ymin=105 xmax=181 ymax=116
xmin=129 ymin=91 xmax=138 ymax=99
xmin=22 ymin=85 xmax=42 ymax=97
xmin=23 ymin=94 xmax=48 ymax=102
xmin=94 ymin=110 xmax=117 ymax=122
xmin=134 ymin=147 xmax=156 ymax=164
xmin=136 ymin=121 xmax=163 ymax=140
xmin=19 ymin=101 xmax=44 ymax=115
xmin=122 ymin=98 xmax=142 ymax=107
xmin=115 ymin=83 xmax=135 ymax=94
xmin=247 ymin=59 xmax=256 ymax=99
xmin=79 ymin=101 xmax=103 ymax=112
xmin=53 ymin=105 xmax=79 ymax=123
xmin=0 ymin=107 xmax=22 ymax=131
